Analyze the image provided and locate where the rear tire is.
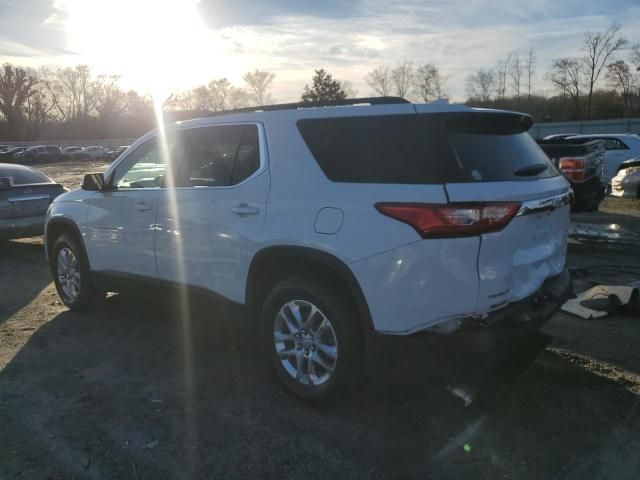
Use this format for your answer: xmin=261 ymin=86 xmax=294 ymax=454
xmin=50 ymin=234 xmax=103 ymax=310
xmin=260 ymin=277 xmax=362 ymax=404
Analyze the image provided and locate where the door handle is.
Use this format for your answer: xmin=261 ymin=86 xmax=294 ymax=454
xmin=134 ymin=202 xmax=152 ymax=212
xmin=231 ymin=203 xmax=260 ymax=216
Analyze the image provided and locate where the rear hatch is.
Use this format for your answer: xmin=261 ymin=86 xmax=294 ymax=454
xmin=416 ymin=108 xmax=571 ymax=313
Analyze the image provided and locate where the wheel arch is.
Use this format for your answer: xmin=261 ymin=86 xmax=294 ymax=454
xmin=246 ymin=246 xmax=374 ymax=332
xmin=45 ymin=218 xmax=88 ymax=266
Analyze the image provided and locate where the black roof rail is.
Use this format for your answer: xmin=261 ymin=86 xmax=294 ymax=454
xmin=196 ymin=96 xmax=410 ymax=118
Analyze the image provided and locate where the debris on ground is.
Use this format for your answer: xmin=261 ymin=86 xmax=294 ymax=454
xmin=561 ymin=284 xmax=639 ymax=319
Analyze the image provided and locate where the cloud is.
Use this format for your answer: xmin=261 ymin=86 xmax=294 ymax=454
xmin=0 ymin=0 xmax=638 ymax=101
xmin=196 ymin=0 xmax=363 ymax=27
xmin=0 ymin=0 xmax=67 ymax=57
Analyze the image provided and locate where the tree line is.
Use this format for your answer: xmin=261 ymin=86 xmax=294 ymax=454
xmin=0 ymin=66 xmax=277 ymax=141
xmin=463 ymin=23 xmax=639 ymax=121
xmin=0 ymin=22 xmax=638 ymax=141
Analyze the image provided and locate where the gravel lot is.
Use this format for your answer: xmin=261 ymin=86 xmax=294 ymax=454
xmin=1 ymin=160 xmax=640 ymax=479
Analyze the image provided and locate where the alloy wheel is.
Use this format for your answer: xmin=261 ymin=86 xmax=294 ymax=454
xmin=273 ymin=299 xmax=339 ymax=387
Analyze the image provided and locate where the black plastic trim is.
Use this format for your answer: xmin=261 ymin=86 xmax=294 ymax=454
xmin=246 ymin=246 xmax=374 ymax=332
xmin=45 ymin=217 xmax=87 ymax=263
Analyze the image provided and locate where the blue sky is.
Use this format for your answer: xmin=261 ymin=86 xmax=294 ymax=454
xmin=0 ymin=0 xmax=639 ymax=101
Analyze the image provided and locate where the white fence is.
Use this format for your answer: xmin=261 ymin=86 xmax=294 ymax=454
xmin=530 ymin=117 xmax=640 ymax=139
xmin=2 ymin=138 xmax=137 ymax=149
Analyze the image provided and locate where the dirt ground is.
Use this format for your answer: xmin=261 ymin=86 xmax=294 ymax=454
xmin=1 ymin=160 xmax=640 ymax=479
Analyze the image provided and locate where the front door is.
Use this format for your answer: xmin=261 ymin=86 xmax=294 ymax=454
xmin=83 ymin=135 xmax=181 ymax=279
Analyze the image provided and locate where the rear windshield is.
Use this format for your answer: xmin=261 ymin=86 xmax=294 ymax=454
xmin=0 ymin=166 xmax=52 ymax=185
xmin=448 ymin=132 xmax=557 ymax=182
xmin=297 ymin=114 xmax=557 ymax=184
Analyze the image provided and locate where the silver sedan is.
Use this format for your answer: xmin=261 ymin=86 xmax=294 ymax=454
xmin=0 ymin=163 xmax=66 ymax=239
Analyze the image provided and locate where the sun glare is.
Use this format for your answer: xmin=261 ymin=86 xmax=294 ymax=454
xmin=63 ymin=0 xmax=210 ymax=101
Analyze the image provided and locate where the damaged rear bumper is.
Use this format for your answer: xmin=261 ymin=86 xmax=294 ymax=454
xmin=364 ymin=269 xmax=573 ymax=384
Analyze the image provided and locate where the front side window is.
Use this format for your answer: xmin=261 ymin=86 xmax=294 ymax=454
xmin=113 ymin=132 xmax=186 ymax=189
xmin=174 ymin=124 xmax=260 ymax=187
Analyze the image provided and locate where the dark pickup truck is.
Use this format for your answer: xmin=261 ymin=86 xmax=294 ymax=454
xmin=537 ymin=138 xmax=606 ymax=211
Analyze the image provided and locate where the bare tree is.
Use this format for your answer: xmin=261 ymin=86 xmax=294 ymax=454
xmin=581 ymin=23 xmax=627 ymax=119
xmin=525 ymin=47 xmax=536 ymax=103
xmin=24 ymin=88 xmax=53 ymax=140
xmin=39 ymin=64 xmax=98 ymax=123
xmin=509 ymin=53 xmax=523 ymax=104
xmin=191 ymin=86 xmax=212 ymax=111
xmin=243 ymin=69 xmax=275 ymax=105
xmin=495 ymin=54 xmax=512 ymax=100
xmin=208 ymin=78 xmax=234 ymax=111
xmin=631 ymin=43 xmax=640 ymax=69
xmin=0 ymin=64 xmax=38 ymax=139
xmin=606 ymin=60 xmax=634 ymax=116
xmin=549 ymin=58 xmax=582 ymax=116
xmin=339 ymin=80 xmax=358 ymax=98
xmin=415 ymin=64 xmax=446 ymax=102
xmin=125 ymin=90 xmax=153 ymax=117
xmin=465 ymin=69 xmax=495 ymax=102
xmin=365 ymin=66 xmax=392 ymax=96
xmin=390 ymin=60 xmax=414 ymax=98
xmin=95 ymin=75 xmax=126 ymax=121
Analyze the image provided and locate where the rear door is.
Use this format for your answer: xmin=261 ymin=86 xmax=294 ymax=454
xmin=155 ymin=123 xmax=268 ymax=303
xmin=415 ymin=108 xmax=571 ymax=314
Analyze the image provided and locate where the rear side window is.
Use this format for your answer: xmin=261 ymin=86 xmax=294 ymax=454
xmin=600 ymin=138 xmax=628 ymax=150
xmin=297 ymin=116 xmax=448 ymax=184
xmin=177 ymin=124 xmax=260 ymax=187
xmin=0 ymin=167 xmax=52 ymax=185
xmin=298 ymin=113 xmax=557 ymax=184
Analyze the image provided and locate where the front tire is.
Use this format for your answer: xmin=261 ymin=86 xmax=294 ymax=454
xmin=260 ymin=277 xmax=362 ymax=403
xmin=51 ymin=234 xmax=102 ymax=310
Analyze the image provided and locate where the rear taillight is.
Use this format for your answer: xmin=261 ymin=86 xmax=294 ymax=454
xmin=558 ymin=157 xmax=586 ymax=182
xmin=375 ymin=202 xmax=521 ymax=238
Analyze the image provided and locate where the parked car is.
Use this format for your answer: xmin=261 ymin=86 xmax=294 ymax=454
xmin=61 ymin=146 xmax=86 ymax=159
xmin=611 ymin=157 xmax=640 ymax=199
xmin=104 ymin=145 xmax=130 ymax=161
xmin=19 ymin=145 xmax=62 ymax=163
xmin=44 ymin=98 xmax=572 ymax=402
xmin=0 ymin=146 xmax=27 ymax=162
xmin=537 ymin=138 xmax=606 ymax=211
xmin=82 ymin=146 xmax=109 ymax=159
xmin=0 ymin=163 xmax=66 ymax=239
xmin=0 ymin=144 xmax=14 ymax=152
xmin=564 ymin=134 xmax=640 ymax=182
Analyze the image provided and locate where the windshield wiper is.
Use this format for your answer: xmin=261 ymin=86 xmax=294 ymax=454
xmin=514 ymin=164 xmax=548 ymax=176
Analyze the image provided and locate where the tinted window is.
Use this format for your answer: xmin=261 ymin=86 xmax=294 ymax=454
xmin=176 ymin=124 xmax=260 ymax=187
xmin=298 ymin=114 xmax=556 ymax=184
xmin=448 ymin=132 xmax=558 ymax=182
xmin=600 ymin=138 xmax=628 ymax=150
xmin=0 ymin=166 xmax=52 ymax=185
xmin=45 ymin=146 xmax=59 ymax=153
xmin=297 ymin=115 xmax=448 ymax=184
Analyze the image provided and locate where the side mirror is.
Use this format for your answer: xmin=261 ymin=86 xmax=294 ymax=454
xmin=81 ymin=173 xmax=109 ymax=191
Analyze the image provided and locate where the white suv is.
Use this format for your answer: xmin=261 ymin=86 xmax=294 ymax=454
xmin=45 ymin=98 xmax=572 ymax=402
